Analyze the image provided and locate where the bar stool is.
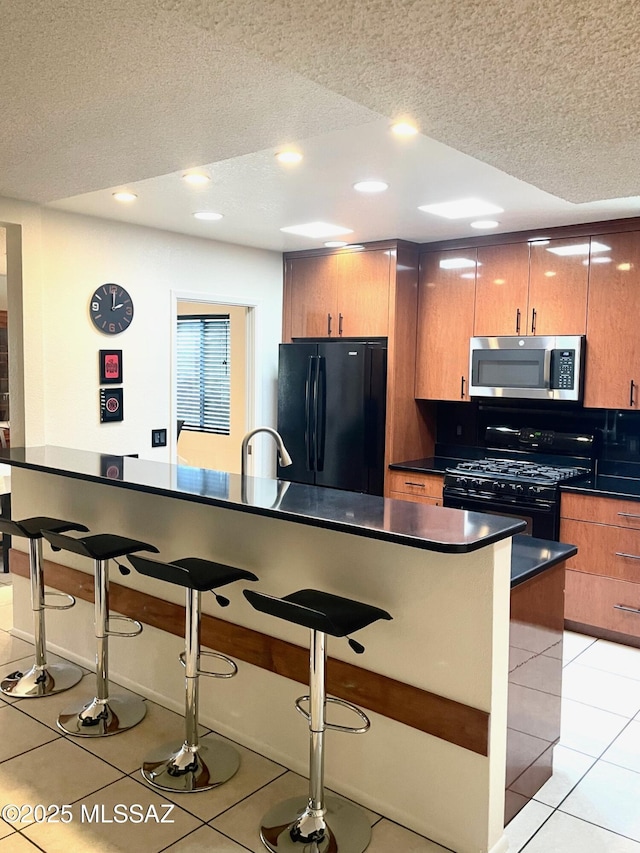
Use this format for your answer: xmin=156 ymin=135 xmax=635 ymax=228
xmin=128 ymin=554 xmax=258 ymax=792
xmin=0 ymin=517 xmax=89 ymax=697
xmin=243 ymin=587 xmax=392 ymax=853
xmin=42 ymin=529 xmax=158 ymax=737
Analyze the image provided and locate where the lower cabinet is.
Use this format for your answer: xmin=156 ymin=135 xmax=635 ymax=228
xmin=386 ymin=470 xmax=443 ymax=505
xmin=561 ymin=492 xmax=640 ymax=642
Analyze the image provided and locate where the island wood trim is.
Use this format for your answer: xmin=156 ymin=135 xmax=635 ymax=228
xmin=10 ymin=548 xmax=489 ymax=756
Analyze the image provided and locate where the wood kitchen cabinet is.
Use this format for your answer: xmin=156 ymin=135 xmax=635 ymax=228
xmin=473 ymin=238 xmax=588 ymax=337
xmin=527 ymin=237 xmax=589 ymax=336
xmin=561 ymin=491 xmax=640 ymax=642
xmin=387 ymin=470 xmax=443 ymax=505
xmin=474 ymin=243 xmax=529 ymax=336
xmin=415 ymin=249 xmax=476 ymax=402
xmin=283 ymin=248 xmax=390 ymax=340
xmin=584 ymin=231 xmax=640 ymax=410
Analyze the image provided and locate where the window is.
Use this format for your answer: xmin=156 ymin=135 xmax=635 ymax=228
xmin=176 ymin=314 xmax=230 ymax=434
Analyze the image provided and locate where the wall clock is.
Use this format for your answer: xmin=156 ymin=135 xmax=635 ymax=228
xmin=90 ymin=284 xmax=134 ymax=335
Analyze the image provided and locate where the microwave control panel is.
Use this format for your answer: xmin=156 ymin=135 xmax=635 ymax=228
xmin=551 ymin=349 xmax=576 ymax=390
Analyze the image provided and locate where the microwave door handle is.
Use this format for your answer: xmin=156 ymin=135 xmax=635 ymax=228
xmin=544 ymin=349 xmax=552 ymax=390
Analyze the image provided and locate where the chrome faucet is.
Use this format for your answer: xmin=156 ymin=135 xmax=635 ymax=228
xmin=241 ymin=427 xmax=292 ymax=477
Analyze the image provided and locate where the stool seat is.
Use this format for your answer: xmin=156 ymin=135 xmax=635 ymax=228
xmin=0 ymin=516 xmax=89 ymax=540
xmin=243 ymin=588 xmax=392 ymax=636
xmin=43 ymin=531 xmax=159 ymax=561
xmin=129 ymin=554 xmax=258 ymax=591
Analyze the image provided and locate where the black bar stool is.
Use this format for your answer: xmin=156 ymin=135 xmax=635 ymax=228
xmin=129 ymin=554 xmax=258 ymax=792
xmin=42 ymin=530 xmax=158 ymax=737
xmin=243 ymin=587 xmax=392 ymax=853
xmin=0 ymin=517 xmax=88 ymax=698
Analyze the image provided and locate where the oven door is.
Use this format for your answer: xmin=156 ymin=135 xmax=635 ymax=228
xmin=443 ymin=491 xmax=559 ymax=540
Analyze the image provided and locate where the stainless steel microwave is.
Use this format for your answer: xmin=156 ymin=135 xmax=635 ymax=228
xmin=469 ymin=335 xmax=585 ymax=401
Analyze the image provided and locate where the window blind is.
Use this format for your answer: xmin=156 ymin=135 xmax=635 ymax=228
xmin=176 ymin=314 xmax=230 ymax=434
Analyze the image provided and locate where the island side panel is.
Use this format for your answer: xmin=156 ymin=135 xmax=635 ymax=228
xmin=9 ymin=467 xmax=511 ymax=853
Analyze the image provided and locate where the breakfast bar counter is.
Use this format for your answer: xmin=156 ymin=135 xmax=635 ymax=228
xmin=1 ymin=446 xmax=527 ymax=853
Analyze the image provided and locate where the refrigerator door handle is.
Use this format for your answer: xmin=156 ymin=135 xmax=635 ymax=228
xmin=304 ymin=356 xmax=316 ymax=471
xmin=314 ymin=356 xmax=327 ymax=472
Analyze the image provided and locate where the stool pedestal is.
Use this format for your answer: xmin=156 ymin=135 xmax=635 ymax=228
xmin=141 ymin=587 xmax=239 ymax=792
xmin=58 ymin=557 xmax=146 ymax=736
xmin=1 ymin=536 xmax=82 ymax=698
xmin=259 ymin=629 xmax=371 ymax=853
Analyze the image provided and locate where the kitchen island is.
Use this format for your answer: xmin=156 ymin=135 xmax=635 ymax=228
xmin=1 ymin=446 xmax=528 ymax=853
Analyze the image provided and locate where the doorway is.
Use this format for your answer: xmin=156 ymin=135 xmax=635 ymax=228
xmin=171 ymin=294 xmax=255 ymax=474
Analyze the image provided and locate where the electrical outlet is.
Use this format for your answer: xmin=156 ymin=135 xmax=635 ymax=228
xmin=151 ymin=428 xmax=167 ymax=447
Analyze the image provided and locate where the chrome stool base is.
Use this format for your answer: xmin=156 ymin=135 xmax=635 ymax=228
xmin=57 ymin=694 xmax=146 ymax=737
xmin=142 ymin=735 xmax=240 ymax=792
xmin=0 ymin=661 xmax=83 ymax=698
xmin=259 ymin=795 xmax=371 ymax=853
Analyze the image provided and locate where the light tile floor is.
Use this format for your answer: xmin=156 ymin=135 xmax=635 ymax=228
xmin=2 ymin=569 xmax=640 ymax=851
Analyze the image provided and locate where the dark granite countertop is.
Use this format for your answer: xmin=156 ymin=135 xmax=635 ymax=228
xmin=510 ymin=535 xmax=576 ymax=587
xmin=0 ymin=446 xmax=526 ymax=554
xmin=561 ymin=475 xmax=640 ymax=502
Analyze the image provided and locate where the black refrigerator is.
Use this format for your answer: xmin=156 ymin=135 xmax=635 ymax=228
xmin=277 ymin=340 xmax=387 ymax=495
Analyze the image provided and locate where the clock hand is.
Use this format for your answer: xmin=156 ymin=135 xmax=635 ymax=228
xmin=113 ymin=303 xmax=124 ymax=310
xmin=111 ymin=292 xmax=116 ymax=310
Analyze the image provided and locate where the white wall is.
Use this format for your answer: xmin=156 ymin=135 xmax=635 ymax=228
xmin=0 ymin=198 xmax=283 ymax=473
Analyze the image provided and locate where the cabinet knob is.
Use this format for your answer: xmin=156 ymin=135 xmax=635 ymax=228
xmin=631 ymin=379 xmax=636 ymax=407
xmin=327 ymin=313 xmax=333 ymax=336
xmin=339 ymin=313 xmax=344 ymax=336
xmin=516 ymin=308 xmax=521 ymax=335
xmin=460 ymin=376 xmax=466 ymax=399
xmin=531 ymin=307 xmax=537 ymax=335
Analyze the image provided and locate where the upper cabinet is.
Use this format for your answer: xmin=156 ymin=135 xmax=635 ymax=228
xmin=584 ymin=232 xmax=640 ymax=410
xmin=528 ymin=237 xmax=589 ymax=336
xmin=415 ymin=249 xmax=477 ymax=402
xmin=284 ymin=248 xmax=390 ymax=340
xmin=474 ymin=243 xmax=529 ymax=336
xmin=473 ymin=238 xmax=589 ymax=337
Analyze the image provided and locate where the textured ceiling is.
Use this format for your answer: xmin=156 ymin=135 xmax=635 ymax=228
xmin=1 ymin=0 xmax=640 ymax=232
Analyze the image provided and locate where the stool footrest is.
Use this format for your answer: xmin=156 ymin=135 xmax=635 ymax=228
xmin=43 ymin=591 xmax=76 ymax=611
xmin=179 ymin=650 xmax=238 ymax=678
xmin=106 ymin=615 xmax=143 ymax=637
xmin=295 ymin=695 xmax=371 ymax=733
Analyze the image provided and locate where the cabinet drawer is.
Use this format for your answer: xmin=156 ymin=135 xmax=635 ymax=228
xmin=389 ymin=490 xmax=441 ymax=506
xmin=386 ymin=470 xmax=443 ymax=499
xmin=561 ymin=492 xmax=640 ymax=528
xmin=560 ymin=518 xmax=640 ymax=582
xmin=565 ymin=570 xmax=640 ymax=639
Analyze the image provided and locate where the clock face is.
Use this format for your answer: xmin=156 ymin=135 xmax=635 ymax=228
xmin=90 ymin=284 xmax=134 ymax=335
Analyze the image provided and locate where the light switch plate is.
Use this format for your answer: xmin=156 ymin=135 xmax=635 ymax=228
xmin=152 ymin=428 xmax=167 ymax=447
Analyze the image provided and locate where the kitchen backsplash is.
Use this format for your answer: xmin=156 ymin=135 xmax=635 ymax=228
xmin=436 ymin=401 xmax=640 ymax=465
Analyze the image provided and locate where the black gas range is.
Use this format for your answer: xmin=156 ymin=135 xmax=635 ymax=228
xmin=443 ymin=428 xmax=594 ymax=540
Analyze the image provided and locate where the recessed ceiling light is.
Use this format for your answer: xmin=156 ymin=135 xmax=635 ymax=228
xmin=276 ymin=151 xmax=303 ymax=164
xmin=439 ymin=257 xmax=477 ymax=270
xmin=617 ymin=262 xmax=632 ymax=271
xmin=470 ymin=220 xmax=500 ymax=229
xmin=280 ymin=222 xmax=353 ymax=238
xmin=112 ymin=191 xmax=137 ymax=203
xmin=460 ymin=272 xmax=476 ymax=279
xmin=193 ymin=211 xmax=223 ymax=221
xmin=346 ymin=244 xmax=365 ymax=250
xmin=353 ymin=180 xmax=389 ymax=193
xmin=591 ymin=256 xmax=612 ymax=264
xmin=324 ymin=241 xmax=348 ymax=248
xmin=391 ymin=121 xmax=418 ymax=137
xmin=546 ymin=241 xmax=610 ymax=256
xmin=418 ymin=198 xmax=504 ymax=220
xmin=182 ymin=171 xmax=211 ymax=185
